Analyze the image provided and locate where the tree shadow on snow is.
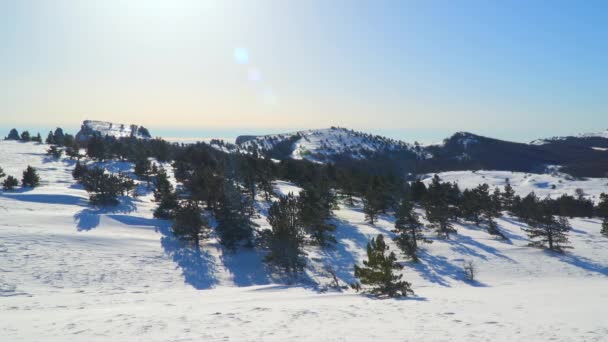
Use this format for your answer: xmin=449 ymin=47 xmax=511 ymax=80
xmin=72 ymin=196 xmax=137 ymax=231
xmin=543 ymin=250 xmax=608 ymax=276
xmin=157 ymin=223 xmax=218 ymax=290
xmin=1 ymin=192 xmax=88 ymax=206
xmin=220 ymin=248 xmax=274 ymax=287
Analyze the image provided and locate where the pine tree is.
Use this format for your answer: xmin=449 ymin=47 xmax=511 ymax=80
xmin=80 ymin=167 xmax=133 ymax=205
xmin=392 ymin=200 xmax=431 ymax=262
xmin=134 ymin=156 xmax=152 ymax=181
xmin=21 ymin=166 xmax=41 ymax=188
xmin=353 ymin=234 xmax=414 ymax=298
xmin=45 ymin=131 xmax=55 ymax=145
xmin=265 ymin=193 xmax=306 ymax=274
xmin=363 ymin=183 xmax=382 ymax=225
xmin=215 ymin=179 xmax=258 ymax=249
xmin=483 ymin=187 xmax=506 ymax=239
xmin=20 ymin=131 xmax=31 ymax=141
xmin=523 ymin=204 xmax=572 ymax=252
xmin=172 ymin=200 xmax=208 ymax=248
xmin=33 ymin=133 xmax=42 ymax=143
xmin=424 ymin=175 xmax=456 ymax=239
xmin=72 ymin=161 xmax=88 ymax=180
xmin=410 ymin=179 xmax=427 ymax=203
xmin=597 ymin=193 xmax=608 ymax=237
xmin=6 ymin=128 xmax=20 ymax=140
xmin=0 ymin=166 xmax=5 ymax=179
xmin=53 ymin=128 xmax=65 ymax=146
xmin=3 ymin=176 xmax=19 ymax=191
xmin=47 ymin=145 xmax=63 ymax=159
xmin=502 ymin=179 xmax=515 ymax=210
xmin=298 ymin=179 xmax=337 ymax=246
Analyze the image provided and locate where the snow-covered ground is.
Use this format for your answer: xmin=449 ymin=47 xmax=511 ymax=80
xmin=1 ymin=140 xmax=608 ymax=341
xmin=424 ymin=170 xmax=608 ymax=203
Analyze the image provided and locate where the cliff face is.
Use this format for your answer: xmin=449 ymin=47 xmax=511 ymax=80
xmin=75 ymin=120 xmax=151 ymax=143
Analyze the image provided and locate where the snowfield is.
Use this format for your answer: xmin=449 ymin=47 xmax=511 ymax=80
xmin=1 ymin=140 xmax=608 ymax=342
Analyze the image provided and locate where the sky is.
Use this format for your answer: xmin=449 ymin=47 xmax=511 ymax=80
xmin=1 ymin=0 xmax=606 ymax=143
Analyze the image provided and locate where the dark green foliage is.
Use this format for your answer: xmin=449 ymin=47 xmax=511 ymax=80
xmin=6 ymin=128 xmax=20 ymax=140
xmin=3 ymin=176 xmax=19 ymax=191
xmin=392 ymin=200 xmax=431 ymax=262
xmin=32 ymin=133 xmax=42 ymax=143
xmin=72 ymin=161 xmax=87 ymax=180
xmin=153 ymin=167 xmax=179 ymax=219
xmin=502 ymin=179 xmax=515 ymax=210
xmin=298 ymin=179 xmax=337 ymax=246
xmin=46 ymin=131 xmax=55 ymax=144
xmin=424 ymin=175 xmax=456 ymax=239
xmin=363 ymin=182 xmax=382 ymax=225
xmin=21 ymin=166 xmax=41 ymax=188
xmin=353 ymin=234 xmax=414 ymax=298
xmin=47 ymin=145 xmax=63 ymax=159
xmin=522 ymin=203 xmax=572 ymax=252
xmin=0 ymin=166 xmax=5 ymax=179
xmin=20 ymin=131 xmax=31 ymax=141
xmin=86 ymin=135 xmax=108 ymax=161
xmin=80 ymin=167 xmax=134 ymax=205
xmin=215 ymin=179 xmax=258 ymax=249
xmin=53 ymin=128 xmax=65 ymax=146
xmin=410 ymin=179 xmax=427 ymax=203
xmin=597 ymin=193 xmax=608 ymax=237
xmin=265 ymin=193 xmax=306 ymax=274
xmin=134 ymin=156 xmax=152 ymax=181
xmin=172 ymin=200 xmax=208 ymax=248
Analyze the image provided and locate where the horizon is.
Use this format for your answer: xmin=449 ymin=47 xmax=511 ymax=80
xmin=2 ymin=1 xmax=607 ymax=143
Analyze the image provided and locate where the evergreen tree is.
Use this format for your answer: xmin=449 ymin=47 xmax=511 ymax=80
xmin=21 ymin=166 xmax=41 ymax=188
xmin=392 ymin=200 xmax=431 ymax=262
xmin=597 ymin=193 xmax=608 ymax=237
xmin=6 ymin=128 xmax=20 ymax=140
xmin=410 ymin=179 xmax=427 ymax=203
xmin=80 ymin=167 xmax=133 ymax=205
xmin=265 ymin=193 xmax=306 ymax=274
xmin=424 ymin=175 xmax=456 ymax=239
xmin=3 ymin=176 xmax=19 ymax=191
xmin=86 ymin=135 xmax=107 ymax=161
xmin=20 ymin=131 xmax=31 ymax=141
xmin=353 ymin=234 xmax=414 ymax=298
xmin=53 ymin=128 xmax=65 ymax=146
xmin=72 ymin=161 xmax=88 ymax=180
xmin=362 ymin=182 xmax=382 ymax=225
xmin=153 ymin=168 xmax=179 ymax=219
xmin=47 ymin=145 xmax=63 ymax=159
xmin=172 ymin=200 xmax=208 ymax=248
xmin=298 ymin=179 xmax=337 ymax=246
xmin=215 ymin=179 xmax=258 ymax=249
xmin=523 ymin=204 xmax=572 ymax=252
xmin=45 ymin=131 xmax=55 ymax=145
xmin=0 ymin=166 xmax=5 ymax=179
xmin=502 ymin=179 xmax=515 ymax=210
xmin=33 ymin=132 xmax=42 ymax=143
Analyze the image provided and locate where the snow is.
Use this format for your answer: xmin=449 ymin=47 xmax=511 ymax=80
xmin=76 ymin=120 xmax=151 ymax=141
xmin=531 ymin=129 xmax=608 ymax=145
xmin=424 ymin=170 xmax=608 ymax=203
xmin=1 ymin=140 xmax=608 ymax=341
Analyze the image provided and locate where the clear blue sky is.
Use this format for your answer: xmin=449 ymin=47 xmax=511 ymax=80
xmin=1 ymin=0 xmax=606 ymax=142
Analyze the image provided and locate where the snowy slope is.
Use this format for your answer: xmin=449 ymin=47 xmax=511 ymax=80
xmin=423 ymin=170 xmax=608 ymax=203
xmin=531 ymin=129 xmax=608 ymax=145
xmin=217 ymin=127 xmax=414 ymax=162
xmin=75 ymin=120 xmax=151 ymax=142
xmin=1 ymin=140 xmax=608 ymax=341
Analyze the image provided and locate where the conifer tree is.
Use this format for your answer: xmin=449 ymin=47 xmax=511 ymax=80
xmin=72 ymin=161 xmax=88 ymax=180
xmin=298 ymin=179 xmax=337 ymax=246
xmin=47 ymin=145 xmax=63 ymax=159
xmin=597 ymin=193 xmax=608 ymax=237
xmin=523 ymin=204 xmax=572 ymax=252
xmin=172 ymin=200 xmax=208 ymax=248
xmin=392 ymin=200 xmax=431 ymax=262
xmin=6 ymin=128 xmax=20 ymax=140
xmin=45 ymin=131 xmax=55 ymax=145
xmin=20 ymin=131 xmax=31 ymax=141
xmin=33 ymin=132 xmax=42 ymax=143
xmin=363 ymin=183 xmax=382 ymax=225
xmin=3 ymin=176 xmax=19 ymax=191
xmin=353 ymin=234 xmax=414 ymax=298
xmin=424 ymin=175 xmax=456 ymax=239
xmin=0 ymin=166 xmax=5 ymax=179
xmin=21 ymin=166 xmax=41 ymax=188
xmin=265 ymin=193 xmax=306 ymax=274
xmin=502 ymin=179 xmax=515 ymax=210
xmin=215 ymin=179 xmax=258 ymax=249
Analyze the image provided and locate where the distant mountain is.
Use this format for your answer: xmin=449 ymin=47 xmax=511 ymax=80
xmin=211 ymin=128 xmax=608 ymax=178
xmin=212 ymin=127 xmax=422 ymax=162
xmin=75 ymin=120 xmax=152 ymax=143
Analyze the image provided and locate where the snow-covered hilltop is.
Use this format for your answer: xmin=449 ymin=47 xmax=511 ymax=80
xmin=75 ymin=120 xmax=152 ymax=143
xmin=530 ymin=129 xmax=608 ymax=145
xmin=213 ymin=127 xmax=416 ymax=162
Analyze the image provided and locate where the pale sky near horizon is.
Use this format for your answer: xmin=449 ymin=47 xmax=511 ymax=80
xmin=1 ymin=0 xmax=606 ymax=142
